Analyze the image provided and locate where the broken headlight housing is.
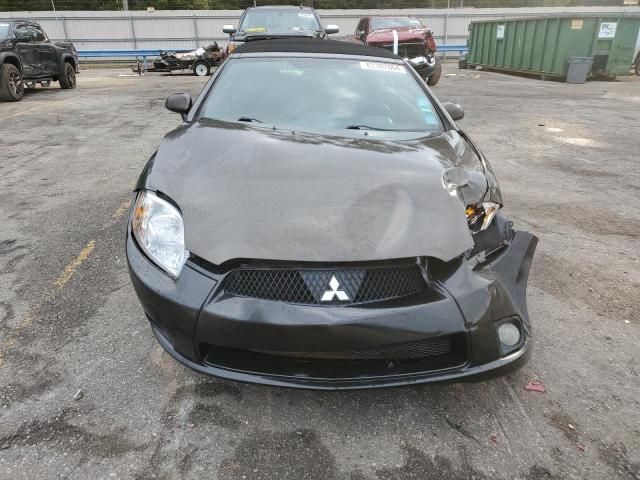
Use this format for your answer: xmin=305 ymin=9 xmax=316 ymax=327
xmin=228 ymin=41 xmax=243 ymax=53
xmin=132 ymin=190 xmax=189 ymax=279
xmin=465 ymin=202 xmax=500 ymax=234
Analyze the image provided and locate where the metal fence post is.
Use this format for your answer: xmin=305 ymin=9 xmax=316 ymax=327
xmin=193 ymin=14 xmax=200 ymax=48
xmin=444 ymin=8 xmax=449 ymax=46
xmin=130 ymin=14 xmax=137 ymax=50
xmin=61 ymin=15 xmax=69 ymax=41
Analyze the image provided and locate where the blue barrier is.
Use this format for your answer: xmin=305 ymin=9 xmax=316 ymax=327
xmin=77 ymin=49 xmax=191 ymax=70
xmin=78 ymin=45 xmax=467 ymax=59
xmin=77 ymin=49 xmax=167 ymax=57
xmin=437 ymin=44 xmax=468 ymax=53
xmin=77 ymin=45 xmax=468 ymax=71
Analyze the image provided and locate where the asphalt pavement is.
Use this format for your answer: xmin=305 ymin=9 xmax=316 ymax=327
xmin=0 ymin=65 xmax=639 ymax=479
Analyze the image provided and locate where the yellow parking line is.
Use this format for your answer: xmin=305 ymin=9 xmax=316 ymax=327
xmin=1 ymin=197 xmax=131 ymax=368
xmin=53 ymin=240 xmax=96 ymax=289
xmin=111 ymin=198 xmax=131 ymax=220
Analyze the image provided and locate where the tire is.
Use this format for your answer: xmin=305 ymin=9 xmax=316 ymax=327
xmin=427 ymin=57 xmax=442 ymax=86
xmin=0 ymin=63 xmax=24 ymax=101
xmin=59 ymin=62 xmax=77 ymax=89
xmin=193 ymin=60 xmax=210 ymax=77
xmin=635 ymin=59 xmax=640 ymax=76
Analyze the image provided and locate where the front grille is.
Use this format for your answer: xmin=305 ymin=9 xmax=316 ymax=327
xmin=223 ymin=264 xmax=425 ymax=305
xmin=381 ymin=42 xmax=425 ymax=58
xmin=255 ymin=336 xmax=451 ymax=360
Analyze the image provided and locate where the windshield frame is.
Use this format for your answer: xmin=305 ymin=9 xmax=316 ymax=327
xmin=237 ymin=8 xmax=322 ymax=35
xmin=370 ymin=17 xmax=425 ymax=32
xmin=190 ymin=52 xmax=452 ymax=139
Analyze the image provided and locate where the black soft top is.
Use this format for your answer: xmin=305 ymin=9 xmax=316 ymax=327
xmin=234 ymin=38 xmax=400 ymax=60
xmin=245 ymin=5 xmax=316 ymax=10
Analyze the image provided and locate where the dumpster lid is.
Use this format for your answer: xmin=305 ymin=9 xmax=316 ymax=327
xmin=568 ymin=57 xmax=594 ymax=63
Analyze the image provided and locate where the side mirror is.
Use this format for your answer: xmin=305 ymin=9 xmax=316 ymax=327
xmin=442 ymin=102 xmax=464 ymax=121
xmin=325 ymin=25 xmax=339 ymax=35
xmin=165 ymin=93 xmax=192 ymax=120
xmin=222 ymin=24 xmax=237 ymax=35
xmin=358 ymin=30 xmax=365 ymax=41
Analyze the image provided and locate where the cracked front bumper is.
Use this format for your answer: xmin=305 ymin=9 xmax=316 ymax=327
xmin=408 ymin=55 xmax=437 ymax=79
xmin=127 ymin=230 xmax=537 ymax=390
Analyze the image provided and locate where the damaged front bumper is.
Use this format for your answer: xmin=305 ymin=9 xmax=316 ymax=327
xmin=408 ymin=55 xmax=437 ymax=79
xmin=127 ymin=223 xmax=537 ymax=390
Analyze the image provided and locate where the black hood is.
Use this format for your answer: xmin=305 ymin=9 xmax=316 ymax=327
xmin=140 ymin=121 xmax=485 ymax=265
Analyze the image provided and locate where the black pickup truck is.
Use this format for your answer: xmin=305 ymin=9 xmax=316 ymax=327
xmin=0 ymin=20 xmax=79 ymax=102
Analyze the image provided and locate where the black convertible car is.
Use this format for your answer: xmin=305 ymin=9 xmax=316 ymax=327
xmin=127 ymin=39 xmax=537 ymax=390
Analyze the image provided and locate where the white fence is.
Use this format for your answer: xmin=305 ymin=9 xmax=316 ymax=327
xmin=2 ymin=6 xmax=639 ymax=51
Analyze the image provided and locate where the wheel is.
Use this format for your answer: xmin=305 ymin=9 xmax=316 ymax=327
xmin=193 ymin=60 xmax=210 ymax=77
xmin=427 ymin=57 xmax=442 ymax=86
xmin=0 ymin=63 xmax=24 ymax=101
xmin=634 ymin=60 xmax=639 ymax=76
xmin=59 ymin=62 xmax=76 ymax=89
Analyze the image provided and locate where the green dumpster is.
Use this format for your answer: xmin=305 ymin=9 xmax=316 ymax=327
xmin=465 ymin=14 xmax=640 ymax=79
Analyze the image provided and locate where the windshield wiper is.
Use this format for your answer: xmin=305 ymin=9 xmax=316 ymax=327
xmin=346 ymin=124 xmax=427 ymax=133
xmin=238 ymin=116 xmax=263 ymax=123
xmin=345 ymin=124 xmax=394 ymax=131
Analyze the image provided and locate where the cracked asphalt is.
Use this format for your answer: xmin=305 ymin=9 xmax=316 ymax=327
xmin=0 ymin=64 xmax=639 ymax=479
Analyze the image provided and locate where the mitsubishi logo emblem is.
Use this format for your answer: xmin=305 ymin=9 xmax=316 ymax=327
xmin=321 ymin=275 xmax=349 ymax=302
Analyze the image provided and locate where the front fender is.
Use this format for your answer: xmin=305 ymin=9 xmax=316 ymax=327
xmin=458 ymin=130 xmax=503 ymax=205
xmin=0 ymin=52 xmax=23 ymax=72
xmin=59 ymin=52 xmax=79 ymax=74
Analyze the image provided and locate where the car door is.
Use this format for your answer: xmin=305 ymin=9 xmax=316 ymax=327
xmin=31 ymin=24 xmax=57 ymax=77
xmin=14 ymin=23 xmax=39 ymax=78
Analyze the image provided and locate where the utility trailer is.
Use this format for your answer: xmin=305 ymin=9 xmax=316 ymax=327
xmin=136 ymin=44 xmax=226 ymax=76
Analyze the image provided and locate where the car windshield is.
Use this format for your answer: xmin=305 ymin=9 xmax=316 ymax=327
xmin=239 ymin=9 xmax=321 ymax=34
xmin=198 ymin=57 xmax=443 ymax=140
xmin=0 ymin=23 xmax=10 ymax=39
xmin=371 ymin=18 xmax=424 ymax=31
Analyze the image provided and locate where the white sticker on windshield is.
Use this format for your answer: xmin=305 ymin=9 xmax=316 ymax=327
xmin=298 ymin=12 xmax=314 ymax=18
xmin=360 ymin=62 xmax=406 ymax=73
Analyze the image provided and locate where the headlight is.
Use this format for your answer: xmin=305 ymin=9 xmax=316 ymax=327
xmin=465 ymin=202 xmax=500 ymax=233
xmin=132 ymin=190 xmax=188 ymax=278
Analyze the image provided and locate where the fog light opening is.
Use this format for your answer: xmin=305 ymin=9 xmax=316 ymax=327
xmin=498 ymin=322 xmax=521 ymax=347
